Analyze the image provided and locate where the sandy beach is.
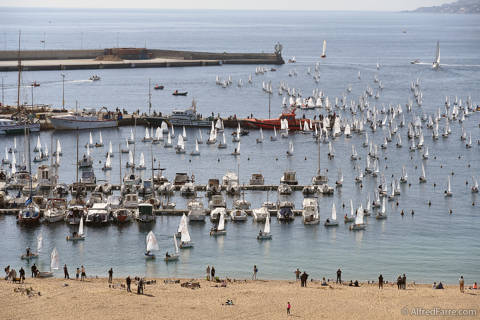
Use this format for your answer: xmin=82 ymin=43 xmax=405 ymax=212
xmin=1 ymin=276 xmax=479 ymax=320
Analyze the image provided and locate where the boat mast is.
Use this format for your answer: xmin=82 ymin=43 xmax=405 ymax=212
xmin=17 ymin=30 xmax=21 ymax=110
xmin=317 ymin=135 xmax=321 ymax=175
xmin=119 ymin=143 xmax=122 ymax=186
xmin=25 ymin=126 xmax=32 ymax=199
xmin=148 ymin=78 xmax=152 ymax=116
xmin=268 ymin=81 xmax=271 ymax=119
xmin=132 ymin=117 xmax=136 ymax=174
xmin=75 ymin=129 xmax=79 ymax=186
xmin=150 ymin=144 xmax=154 ymax=185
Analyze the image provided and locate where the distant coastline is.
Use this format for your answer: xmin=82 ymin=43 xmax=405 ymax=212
xmin=406 ymin=0 xmax=480 ymax=14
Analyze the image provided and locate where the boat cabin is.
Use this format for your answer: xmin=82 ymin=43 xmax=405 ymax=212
xmin=81 ymin=169 xmax=96 ymax=184
xmin=249 ymin=173 xmax=265 ymax=185
xmin=281 ymin=171 xmax=298 ymax=185
xmin=174 ymin=173 xmax=189 ymax=185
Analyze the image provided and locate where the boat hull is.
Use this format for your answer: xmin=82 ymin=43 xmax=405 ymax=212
xmin=50 ymin=117 xmax=118 ymax=130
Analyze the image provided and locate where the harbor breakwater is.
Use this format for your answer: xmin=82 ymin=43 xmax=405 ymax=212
xmin=0 ymin=48 xmax=284 ymax=72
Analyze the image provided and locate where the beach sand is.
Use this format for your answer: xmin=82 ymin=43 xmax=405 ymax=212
xmin=1 ymin=277 xmax=478 ymax=319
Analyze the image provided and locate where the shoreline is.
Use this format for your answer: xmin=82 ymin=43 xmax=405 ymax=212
xmin=2 ymin=277 xmax=478 ymax=319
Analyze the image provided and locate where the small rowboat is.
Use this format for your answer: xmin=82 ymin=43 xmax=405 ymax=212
xmin=172 ymin=91 xmax=188 ymax=96
xmin=154 ymin=85 xmax=164 ymax=90
xmin=21 ymin=253 xmax=38 ymax=260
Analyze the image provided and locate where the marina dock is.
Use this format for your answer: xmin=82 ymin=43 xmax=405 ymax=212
xmin=0 ymin=48 xmax=284 ymax=72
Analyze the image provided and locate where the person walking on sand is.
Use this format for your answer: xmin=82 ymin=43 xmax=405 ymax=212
xmin=206 ymin=265 xmax=211 ymax=281
xmin=126 ymin=276 xmax=131 ymax=292
xmin=81 ymin=265 xmax=86 ymax=281
xmin=108 ymin=268 xmax=113 ymax=283
xmin=378 ymin=274 xmax=383 ymax=289
xmin=76 ymin=268 xmax=80 ymax=280
xmin=252 ymin=265 xmax=258 ymax=280
xmin=336 ymin=268 xmax=342 ymax=284
xmin=64 ymin=264 xmax=69 ymax=279
xmin=287 ymin=302 xmax=291 ymax=315
xmin=459 ymin=276 xmax=465 ymax=293
xmin=211 ymin=266 xmax=215 ymax=281
xmin=294 ymin=268 xmax=301 ymax=281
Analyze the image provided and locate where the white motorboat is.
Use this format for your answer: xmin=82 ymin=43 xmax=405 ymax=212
xmin=187 ymin=199 xmax=205 ymax=222
xmin=50 ymin=112 xmax=117 ymax=130
xmin=302 ymin=198 xmax=320 ymax=225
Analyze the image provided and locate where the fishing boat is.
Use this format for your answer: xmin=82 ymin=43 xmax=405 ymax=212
xmin=144 ymin=231 xmax=159 ymax=259
xmin=37 ymin=248 xmax=59 ymax=278
xmin=243 ymin=108 xmax=308 ymax=131
xmin=257 ymin=214 xmax=272 ymax=240
xmin=164 ymin=235 xmax=180 ymax=261
xmin=432 ymin=41 xmax=440 ymax=70
xmin=210 ymin=210 xmax=227 ymax=236
xmin=302 ymin=198 xmax=320 ymax=225
xmin=66 ymin=217 xmax=86 ymax=241
xmin=0 ymin=119 xmax=40 ymax=135
xmin=147 ymin=99 xmax=210 ymax=128
xmin=324 ymin=203 xmax=339 ymax=227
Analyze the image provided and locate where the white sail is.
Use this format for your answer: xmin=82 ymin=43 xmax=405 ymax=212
xmin=331 ymin=203 xmax=337 ymax=220
xmin=36 ymin=136 xmax=42 ymax=151
xmin=155 ymin=127 xmax=161 ymax=139
xmin=50 ymin=247 xmax=59 ymax=270
xmin=447 ymin=176 xmax=451 ymax=193
xmin=4 ymin=147 xmax=8 ymax=161
xmin=183 ymin=126 xmax=187 ymax=138
xmin=139 ymin=152 xmax=145 ymax=167
xmin=381 ymin=197 xmax=386 ymax=215
xmin=421 ymin=163 xmax=426 ymax=178
xmin=177 ymin=214 xmax=187 ymax=233
xmin=355 ymin=210 xmax=364 ymax=225
xmin=237 ymin=141 xmax=241 ymax=153
xmin=146 ymin=231 xmax=159 ymax=252
xmin=11 ymin=153 xmax=16 ymax=174
xmin=260 ymin=128 xmax=264 ymax=140
xmin=86 ymin=144 xmax=90 ymax=156
xmin=180 ymin=219 xmax=191 ymax=243
xmin=105 ymin=153 xmax=111 ymax=168
xmin=173 ymin=235 xmax=179 ymax=254
xmin=78 ymin=217 xmax=84 ymax=236
xmin=198 ymin=129 xmax=203 ymax=142
xmin=321 ymin=40 xmax=327 ymax=57
xmin=128 ymin=150 xmax=134 ymax=165
xmin=350 ymin=199 xmax=354 ymax=217
xmin=108 ymin=141 xmax=113 ymax=154
xmin=177 ymin=135 xmax=185 ymax=149
xmin=89 ymin=132 xmax=93 ymax=145
xmin=145 ymin=127 xmax=150 ymax=139
xmin=195 ymin=139 xmax=199 ymax=152
xmin=37 ymin=233 xmax=43 ymax=252
xmin=222 ymin=132 xmax=226 ymax=144
xmin=218 ymin=211 xmax=225 ymax=231
xmin=167 ymin=132 xmax=172 ymax=144
xmin=289 ymin=141 xmax=294 ymax=153
xmin=161 ymin=121 xmax=168 ymax=132
xmin=434 ymin=40 xmax=440 ymax=65
xmin=130 ymin=129 xmax=134 ymax=141
xmin=57 ymin=139 xmax=62 ymax=154
xmin=99 ymin=132 xmax=103 ymax=144
xmin=264 ymin=214 xmax=271 ymax=234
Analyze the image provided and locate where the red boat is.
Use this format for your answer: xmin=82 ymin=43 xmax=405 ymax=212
xmin=154 ymin=85 xmax=164 ymax=90
xmin=31 ymin=81 xmax=40 ymax=87
xmin=243 ymin=108 xmax=308 ymax=131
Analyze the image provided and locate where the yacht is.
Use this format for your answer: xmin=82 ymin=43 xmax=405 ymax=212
xmin=146 ymin=99 xmax=210 ymax=127
xmin=187 ymin=199 xmax=206 ymax=222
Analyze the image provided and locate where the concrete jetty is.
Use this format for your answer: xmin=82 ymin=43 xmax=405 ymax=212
xmin=0 ymin=47 xmax=284 ymax=72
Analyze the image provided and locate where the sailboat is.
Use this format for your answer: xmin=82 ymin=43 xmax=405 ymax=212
xmin=197 ymin=129 xmax=204 ymax=144
xmin=422 ymin=147 xmax=429 ymax=159
xmin=432 ymin=41 xmax=440 ymax=70
xmin=164 ymin=235 xmax=180 ymax=262
xmin=344 ymin=199 xmax=356 ymax=223
xmin=328 ymin=141 xmax=335 ymax=158
xmin=85 ymin=132 xmax=94 ymax=148
xmin=471 ymin=176 xmax=479 ymax=193
xmin=66 ymin=217 xmax=86 ymax=241
xmin=53 ymin=139 xmax=62 ymax=156
xmin=137 ymin=152 xmax=146 ymax=170
xmin=270 ymin=127 xmax=278 ymax=141
xmin=375 ymin=198 xmax=387 ymax=219
xmin=20 ymin=233 xmax=41 ymax=260
xmin=335 ymin=168 xmax=343 ymax=186
xmin=179 ymin=217 xmax=194 ymax=248
xmin=144 ymin=231 xmax=159 ymax=259
xmin=2 ymin=147 xmax=10 ymax=165
xmin=96 ymin=132 xmax=104 ymax=147
xmin=37 ymin=247 xmax=59 ymax=278
xmin=190 ymin=139 xmax=200 ymax=156
xmin=257 ymin=213 xmax=272 ymax=240
xmin=350 ymin=210 xmax=366 ymax=231
xmin=153 ymin=127 xmax=163 ymax=144
xmin=34 ymin=136 xmax=41 ymax=152
xmin=142 ymin=127 xmax=152 ymax=142
xmin=126 ymin=150 xmax=135 ymax=168
xmin=325 ymin=203 xmax=339 ymax=226
xmin=128 ymin=129 xmax=135 ymax=144
xmin=102 ymin=153 xmax=112 ymax=171
xmin=175 ymin=135 xmax=186 ymax=154
xmin=286 ymin=140 xmax=294 ymax=156
xmin=218 ymin=132 xmax=227 ymax=149
xmin=210 ymin=210 xmax=227 ymax=236
xmin=105 ymin=141 xmax=114 ymax=158
xmin=121 ymin=138 xmax=130 ymax=153
xmin=164 ymin=132 xmax=173 ymax=148
xmin=444 ymin=176 xmax=452 ymax=197
xmin=321 ymin=40 xmax=327 ymax=58
xmin=419 ymin=163 xmax=427 ymax=183
xmin=182 ymin=126 xmax=188 ymax=141
xmin=400 ymin=166 xmax=408 ymax=183
xmin=256 ymin=128 xmax=264 ymax=144
xmin=231 ymin=141 xmax=240 ymax=156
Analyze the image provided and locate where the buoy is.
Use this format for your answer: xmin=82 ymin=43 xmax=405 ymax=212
xmin=304 ymin=157 xmax=307 ymax=160
xmin=342 ymin=203 xmax=345 ymax=208
xmin=401 ymin=210 xmax=404 ymax=216
xmin=428 ymin=201 xmax=431 ymax=206
xmin=449 ymin=209 xmax=452 ymax=214
xmin=411 ymin=210 xmax=414 ymax=215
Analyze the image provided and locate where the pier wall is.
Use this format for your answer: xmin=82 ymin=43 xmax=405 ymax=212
xmin=0 ymin=49 xmax=104 ymax=61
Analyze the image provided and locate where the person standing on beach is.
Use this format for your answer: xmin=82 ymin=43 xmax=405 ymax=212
xmin=378 ymin=274 xmax=383 ymax=289
xmin=253 ymin=265 xmax=258 ymax=280
xmin=126 ymin=276 xmax=131 ymax=292
xmin=137 ymin=278 xmax=144 ymax=295
xmin=81 ymin=265 xmax=86 ymax=281
xmin=459 ymin=276 xmax=465 ymax=293
xmin=211 ymin=266 xmax=215 ymax=281
xmin=108 ymin=268 xmax=113 ymax=283
xmin=206 ymin=265 xmax=210 ymax=281
xmin=301 ymin=271 xmax=309 ymax=287
xmin=336 ymin=269 xmax=342 ymax=284
xmin=76 ymin=268 xmax=80 ymax=280
xmin=64 ymin=264 xmax=69 ymax=279
xmin=287 ymin=302 xmax=291 ymax=315
xmin=19 ymin=267 xmax=25 ymax=283
xmin=402 ymin=274 xmax=407 ymax=289
xmin=30 ymin=264 xmax=36 ymax=278
xmin=294 ymin=268 xmax=301 ymax=281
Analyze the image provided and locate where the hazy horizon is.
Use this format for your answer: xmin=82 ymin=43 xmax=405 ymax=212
xmin=0 ymin=0 xmax=453 ymax=11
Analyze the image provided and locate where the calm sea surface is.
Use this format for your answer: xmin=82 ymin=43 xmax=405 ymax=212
xmin=0 ymin=8 xmax=479 ymax=283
